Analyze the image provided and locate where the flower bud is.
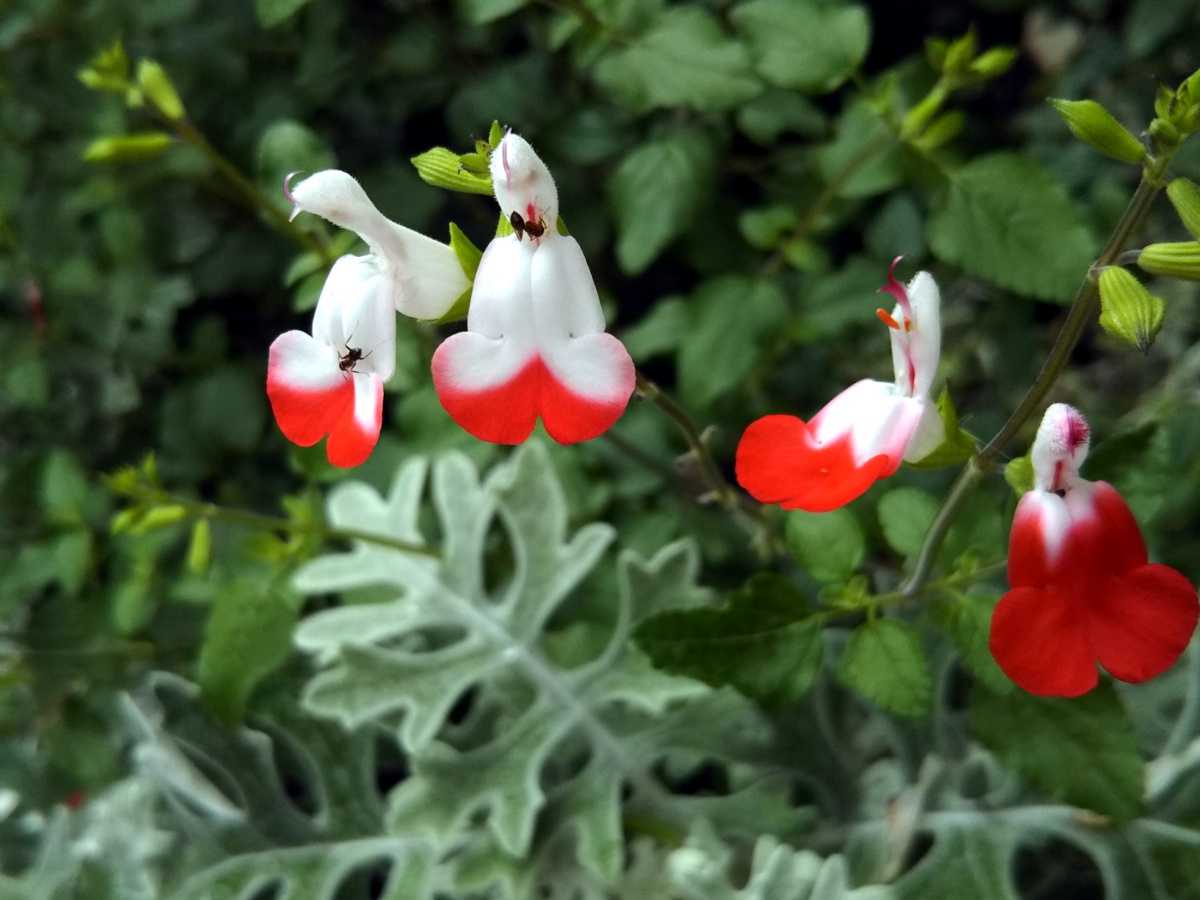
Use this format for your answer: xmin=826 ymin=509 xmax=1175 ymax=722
xmin=1137 ymin=242 xmax=1200 ymax=280
xmin=970 ymin=47 xmax=1017 ymax=79
xmin=1049 ymin=99 xmax=1146 ymax=165
xmin=1098 ymin=266 xmax=1165 ymax=353
xmin=83 ymin=132 xmax=173 ymax=163
xmin=1167 ymin=178 xmax=1200 ymax=239
xmin=137 ymin=59 xmax=185 ymax=121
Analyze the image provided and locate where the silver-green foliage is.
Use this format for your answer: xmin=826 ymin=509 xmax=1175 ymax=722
xmin=291 ymin=441 xmax=809 ymax=896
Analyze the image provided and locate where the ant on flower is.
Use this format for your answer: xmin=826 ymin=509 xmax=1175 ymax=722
xmin=338 ymin=334 xmax=371 ymax=376
xmin=509 ymin=210 xmax=547 ymax=241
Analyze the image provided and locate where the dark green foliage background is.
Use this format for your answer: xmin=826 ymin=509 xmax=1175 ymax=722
xmin=3 ymin=0 xmax=1200 ymax=896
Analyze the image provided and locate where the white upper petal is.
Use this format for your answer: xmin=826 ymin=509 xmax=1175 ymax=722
xmin=1019 ymin=479 xmax=1099 ymax=563
xmin=447 ymin=235 xmax=537 ymax=390
xmin=311 ymin=255 xmax=396 ymax=383
xmin=490 ymin=133 xmax=558 ymax=226
xmin=887 ymin=271 xmax=941 ymax=399
xmin=291 ymin=169 xmax=468 ymax=321
xmin=530 ymin=234 xmax=606 ymax=339
xmin=812 ymin=379 xmax=929 ymax=466
xmin=1031 ymin=402 xmax=1091 ymax=492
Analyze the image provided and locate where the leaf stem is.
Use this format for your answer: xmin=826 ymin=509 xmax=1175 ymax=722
xmin=904 ymin=159 xmax=1172 ymax=596
xmin=168 ymin=115 xmax=332 ymax=261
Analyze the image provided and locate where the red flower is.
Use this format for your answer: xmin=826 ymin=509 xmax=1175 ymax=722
xmin=990 ymin=404 xmax=1199 ymax=697
xmin=736 ymin=260 xmax=944 ymax=512
xmin=432 ymin=133 xmax=635 ymax=445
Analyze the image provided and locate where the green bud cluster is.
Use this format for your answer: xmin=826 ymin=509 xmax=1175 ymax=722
xmin=901 ymin=29 xmax=1016 ymax=144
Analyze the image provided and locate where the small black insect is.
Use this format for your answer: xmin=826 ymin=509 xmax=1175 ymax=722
xmin=338 ymin=345 xmax=370 ymax=374
xmin=509 ymin=210 xmax=526 ymax=240
xmin=523 ymin=216 xmax=547 ymax=239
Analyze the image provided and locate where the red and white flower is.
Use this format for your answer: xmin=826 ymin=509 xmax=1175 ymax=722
xmin=267 ymin=256 xmax=396 ymax=468
xmin=431 ymin=132 xmax=635 ymax=445
xmin=990 ymin=403 xmax=1198 ymax=697
xmin=735 ymin=259 xmax=944 ymax=512
xmin=266 ymin=170 xmax=470 ymax=466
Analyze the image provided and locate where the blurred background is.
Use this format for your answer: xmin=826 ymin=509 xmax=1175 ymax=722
xmin=3 ymin=0 xmax=1200 ymax=897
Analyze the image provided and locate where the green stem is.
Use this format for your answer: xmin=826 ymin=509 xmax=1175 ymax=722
xmin=163 ymin=493 xmax=439 ymax=558
xmin=903 ymin=161 xmax=1172 ymax=596
xmin=634 ymin=373 xmax=776 ymax=545
xmin=171 ymin=117 xmax=331 ymax=260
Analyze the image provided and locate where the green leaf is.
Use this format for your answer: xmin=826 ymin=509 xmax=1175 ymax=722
xmin=970 ymin=680 xmax=1145 ymax=820
xmin=908 ymin=387 xmax=977 ymax=469
xmin=1004 ymin=455 xmax=1034 ymax=495
xmin=930 ymin=592 xmax=1012 ymax=695
xmin=1049 ymin=98 xmax=1146 ymax=165
xmin=196 ymin=577 xmax=299 ymax=724
xmin=878 ymin=488 xmax=939 ymax=558
xmin=255 ymin=0 xmax=312 ymax=28
xmin=41 ymin=449 xmax=90 ymax=526
xmin=1098 ymin=266 xmax=1165 ymax=352
xmin=736 ymin=89 xmax=826 ymax=144
xmin=410 ymin=146 xmax=494 ymax=195
xmin=837 ymin=619 xmax=932 ymax=717
xmin=928 ymin=153 xmax=1097 ymax=303
xmin=636 ymin=573 xmax=824 ymax=707
xmin=594 ymin=7 xmax=761 ymax=113
xmin=77 ymin=39 xmax=130 ymax=93
xmin=83 ymin=132 xmax=174 ymax=164
xmin=622 ymin=297 xmax=688 ymax=360
xmin=816 ymin=102 xmax=904 ymax=199
xmin=739 ymin=204 xmax=798 ymax=250
xmin=677 ymin=276 xmax=786 ymax=408
xmin=785 ymin=508 xmax=865 ymax=583
xmin=459 ymin=0 xmax=528 ymax=25
xmin=731 ymin=0 xmax=870 ymax=94
xmin=609 ymin=129 xmax=716 ymax=275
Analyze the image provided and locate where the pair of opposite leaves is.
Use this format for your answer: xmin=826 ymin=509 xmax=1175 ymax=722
xmin=266 ymin=132 xmax=1198 ymax=700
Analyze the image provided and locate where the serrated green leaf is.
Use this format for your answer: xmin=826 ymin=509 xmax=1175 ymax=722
xmin=785 ymin=508 xmax=865 ymax=583
xmin=411 ymin=146 xmax=494 ymax=195
xmin=816 ymin=103 xmax=904 ymax=200
xmin=838 ymin=619 xmax=932 ymax=717
xmin=609 ymin=129 xmax=717 ymax=275
xmin=929 ymin=153 xmax=1096 ymax=303
xmin=878 ymin=488 xmax=939 ymax=559
xmin=970 ymin=680 xmax=1145 ymax=820
xmin=739 ymin=204 xmax=799 ymax=250
xmin=636 ymin=573 xmax=824 ymax=707
xmin=736 ymin=89 xmax=826 ymax=144
xmin=931 ymin=592 xmax=1012 ymax=695
xmin=594 ymin=7 xmax=761 ymax=113
xmin=677 ymin=276 xmax=786 ymax=408
xmin=197 ymin=577 xmax=298 ymax=724
xmin=731 ymin=0 xmax=870 ymax=94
